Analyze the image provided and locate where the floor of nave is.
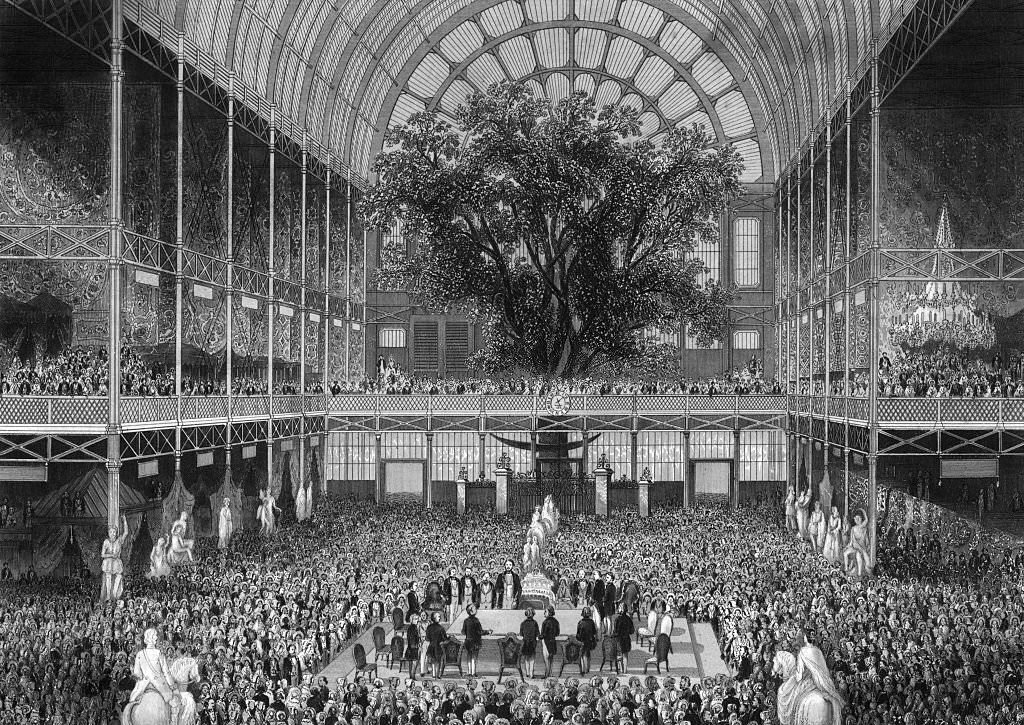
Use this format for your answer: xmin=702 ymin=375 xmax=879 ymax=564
xmin=320 ymin=606 xmax=730 ymax=686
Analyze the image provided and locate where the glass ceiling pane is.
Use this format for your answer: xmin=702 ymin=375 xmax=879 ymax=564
xmin=440 ymin=22 xmax=485 ymax=63
xmin=497 ymin=36 xmax=537 ymax=78
xmin=659 ymin=22 xmax=703 ymax=66
xmin=574 ymin=28 xmax=607 ymax=69
xmin=524 ymin=0 xmax=571 ymax=23
xmin=605 ymin=37 xmax=645 ymax=78
xmin=619 ymin=0 xmax=664 ymax=39
xmin=478 ymin=1 xmax=524 ymax=38
xmin=576 ymin=0 xmax=618 ymax=23
xmin=535 ymin=28 xmax=570 ymax=68
xmin=634 ymin=55 xmax=675 ymax=96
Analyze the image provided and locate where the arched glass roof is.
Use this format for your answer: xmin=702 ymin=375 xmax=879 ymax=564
xmin=127 ymin=0 xmax=907 ymax=183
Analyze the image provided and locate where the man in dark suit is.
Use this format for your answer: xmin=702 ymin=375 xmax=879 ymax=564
xmin=570 ymin=569 xmax=591 ymax=608
xmin=443 ymin=567 xmax=462 ymax=621
xmin=282 ymin=645 xmax=302 ymax=686
xmin=590 ymin=570 xmax=606 ymax=623
xmin=460 ymin=567 xmax=478 ymax=608
xmin=406 ymin=582 xmax=422 ymax=622
xmin=493 ymin=559 xmax=521 ymax=609
xmin=602 ymin=572 xmax=617 ymax=620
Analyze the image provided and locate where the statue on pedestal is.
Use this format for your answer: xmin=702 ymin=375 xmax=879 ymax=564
xmin=147 ymin=537 xmax=171 ymax=580
xmin=100 ymin=514 xmax=129 ymax=602
xmin=167 ymin=512 xmax=194 ymax=566
xmin=784 ymin=487 xmax=797 ymax=533
xmin=257 ymin=488 xmax=281 ymax=536
xmin=121 ymin=627 xmax=200 ymax=725
xmin=843 ymin=509 xmax=873 ymax=577
xmin=773 ymin=630 xmax=844 ymax=725
xmin=217 ymin=498 xmax=233 ymax=550
xmin=795 ymin=488 xmax=812 ymax=540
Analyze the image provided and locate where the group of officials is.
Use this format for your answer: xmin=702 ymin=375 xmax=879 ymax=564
xmin=399 ymin=561 xmax=651 ymax=681
xmin=408 ymin=563 xmax=641 ymax=620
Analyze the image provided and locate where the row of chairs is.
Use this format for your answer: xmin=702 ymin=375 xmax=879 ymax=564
xmin=352 ymin=628 xmax=673 ymax=682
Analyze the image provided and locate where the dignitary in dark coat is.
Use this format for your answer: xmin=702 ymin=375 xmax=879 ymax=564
xmin=493 ymin=559 xmax=521 ymax=609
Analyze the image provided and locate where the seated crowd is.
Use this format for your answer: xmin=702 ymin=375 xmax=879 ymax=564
xmin=877 ymin=349 xmax=1024 ymax=398
xmin=1 ymin=498 xmax=1023 ymax=725
xmin=0 ymin=347 xmax=109 ymax=396
xmin=328 ymin=358 xmax=781 ymax=397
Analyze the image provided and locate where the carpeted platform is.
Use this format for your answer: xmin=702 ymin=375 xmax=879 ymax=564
xmin=323 ymin=605 xmax=730 ymax=686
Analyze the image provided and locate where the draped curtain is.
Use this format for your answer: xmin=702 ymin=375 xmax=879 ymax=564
xmin=33 ymin=526 xmax=69 ymax=577
xmin=162 ymin=470 xmax=195 ymax=537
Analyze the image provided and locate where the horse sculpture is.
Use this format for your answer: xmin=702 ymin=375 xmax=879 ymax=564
xmin=121 ymin=656 xmax=200 ymax=725
xmin=773 ymin=651 xmax=842 ymax=725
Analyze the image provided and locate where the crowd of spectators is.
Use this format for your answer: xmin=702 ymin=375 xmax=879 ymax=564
xmin=0 ymin=347 xmax=109 ymax=396
xmin=877 ymin=349 xmax=1024 ymax=399
xmin=0 ymin=345 xmax=328 ymax=398
xmin=326 ymin=358 xmax=782 ymax=397
xmin=1 ymin=498 xmax=1023 ymax=724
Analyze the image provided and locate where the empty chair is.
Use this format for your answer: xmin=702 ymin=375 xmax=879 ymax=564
xmin=644 ymin=633 xmax=671 ymax=674
xmin=385 ymin=634 xmax=404 ymax=668
xmin=351 ymin=643 xmax=377 ymax=680
xmin=497 ymin=634 xmax=524 ymax=683
xmin=598 ymin=636 xmax=620 ymax=673
xmin=391 ymin=607 xmax=405 ymax=631
xmin=372 ymin=626 xmax=388 ymax=662
xmin=439 ymin=638 xmax=464 ymax=678
xmin=559 ymin=636 xmax=584 ymax=677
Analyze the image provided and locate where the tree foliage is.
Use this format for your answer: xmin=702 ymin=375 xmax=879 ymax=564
xmin=361 ymin=81 xmax=742 ymax=378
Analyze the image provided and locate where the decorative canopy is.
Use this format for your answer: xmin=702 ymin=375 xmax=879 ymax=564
xmin=125 ymin=0 xmax=907 ymax=185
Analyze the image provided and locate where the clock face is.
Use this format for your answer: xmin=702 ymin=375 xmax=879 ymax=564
xmin=547 ymin=394 xmax=570 ymax=416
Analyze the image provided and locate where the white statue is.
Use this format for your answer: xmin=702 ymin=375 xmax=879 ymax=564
xmin=774 ymin=631 xmax=844 ymax=725
xmin=809 ymin=502 xmax=826 ymax=552
xmin=257 ymin=488 xmax=281 ymax=536
xmin=784 ymin=487 xmax=797 ymax=533
xmin=217 ymin=498 xmax=233 ymax=550
xmin=541 ymin=495 xmax=559 ymax=535
xmin=167 ymin=512 xmax=194 ymax=566
xmin=100 ymin=514 xmax=129 ymax=602
xmin=795 ymin=488 xmax=812 ymax=541
xmin=527 ymin=506 xmax=546 ymax=552
xmin=822 ymin=507 xmax=843 ymax=564
xmin=121 ymin=627 xmax=199 ymax=725
xmin=844 ymin=509 xmax=872 ymax=577
xmin=147 ymin=537 xmax=171 ymax=580
xmin=819 ymin=470 xmax=832 ymax=517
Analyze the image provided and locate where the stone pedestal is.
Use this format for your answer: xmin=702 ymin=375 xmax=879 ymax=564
xmin=595 ymin=467 xmax=611 ymax=516
xmin=456 ymin=475 xmax=468 ymax=515
xmin=638 ymin=480 xmax=651 ymax=517
xmin=495 ymin=468 xmax=511 ymax=516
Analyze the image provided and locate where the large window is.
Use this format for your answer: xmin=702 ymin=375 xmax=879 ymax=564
xmin=733 ymin=329 xmax=760 ymax=350
xmin=378 ymin=327 xmax=406 ymax=348
xmin=733 ymin=217 xmax=761 ymax=287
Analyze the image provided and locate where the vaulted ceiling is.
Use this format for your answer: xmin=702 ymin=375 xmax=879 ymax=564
xmin=126 ymin=0 xmax=912 ymax=184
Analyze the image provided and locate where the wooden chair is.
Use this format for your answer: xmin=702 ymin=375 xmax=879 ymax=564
xmin=394 ymin=635 xmax=418 ymax=674
xmin=439 ymin=638 xmax=464 ymax=678
xmin=372 ymin=626 xmax=389 ymax=662
xmin=598 ymin=636 xmax=620 ymax=673
xmin=351 ymin=643 xmax=377 ymax=680
xmin=559 ymin=637 xmax=584 ymax=677
xmin=644 ymin=634 xmax=671 ymax=674
xmin=496 ymin=634 xmax=524 ymax=683
xmin=385 ymin=634 xmax=404 ymax=668
xmin=391 ymin=607 xmax=405 ymax=631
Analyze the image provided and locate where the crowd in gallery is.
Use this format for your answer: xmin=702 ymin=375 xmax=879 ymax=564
xmin=7 ymin=344 xmax=1024 ymax=401
xmin=1 ymin=499 xmax=1023 ymax=724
